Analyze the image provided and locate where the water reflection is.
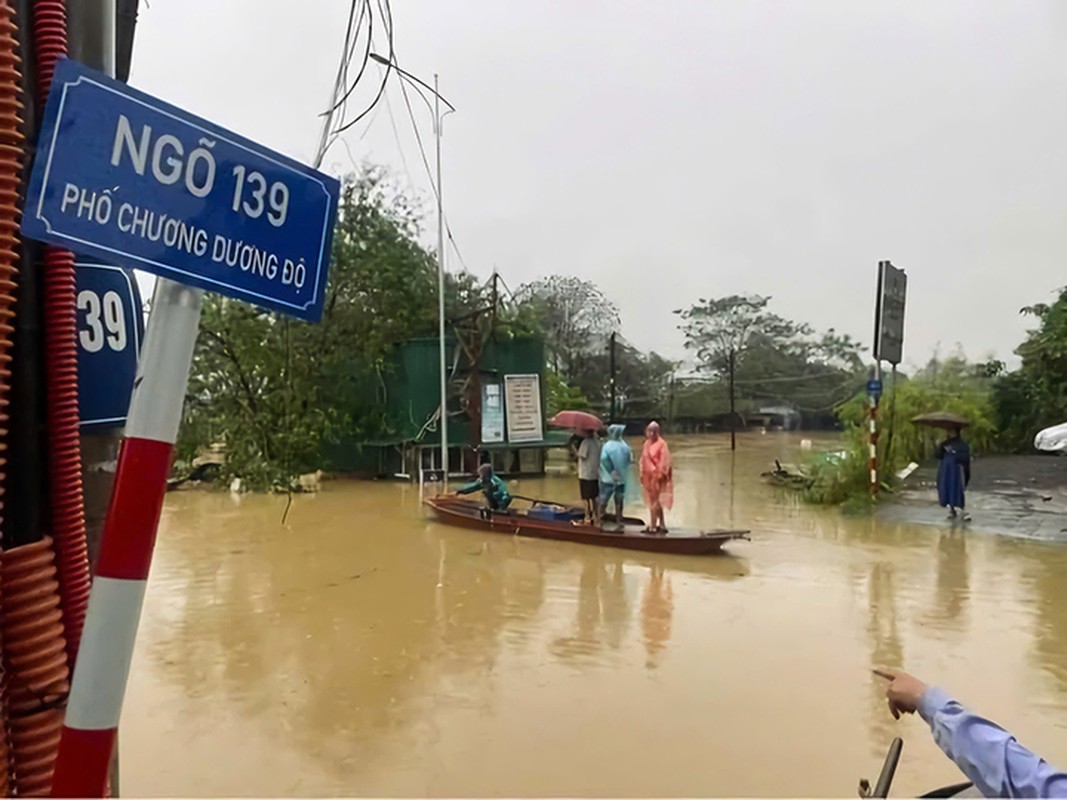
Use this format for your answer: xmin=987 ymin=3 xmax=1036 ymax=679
xmin=927 ymin=532 xmax=969 ymax=631
xmin=549 ymin=554 xmax=633 ymax=665
xmin=640 ymin=564 xmax=674 ymax=668
xmin=1027 ymin=545 xmax=1067 ymax=694
xmin=123 ymin=434 xmax=1067 ymax=797
xmin=866 ymin=561 xmax=905 ymax=753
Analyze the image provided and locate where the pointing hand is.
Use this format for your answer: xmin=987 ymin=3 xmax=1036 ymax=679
xmin=874 ymin=668 xmax=928 ymax=720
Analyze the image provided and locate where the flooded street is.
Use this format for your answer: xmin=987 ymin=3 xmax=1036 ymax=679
xmin=121 ymin=434 xmax=1067 ymax=797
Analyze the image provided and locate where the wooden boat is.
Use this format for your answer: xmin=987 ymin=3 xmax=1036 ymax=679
xmin=425 ymin=495 xmax=749 ymax=556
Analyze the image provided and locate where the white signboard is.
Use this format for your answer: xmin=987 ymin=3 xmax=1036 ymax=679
xmin=504 ymin=374 xmax=543 ymax=443
xmin=481 ymin=382 xmax=505 ymax=444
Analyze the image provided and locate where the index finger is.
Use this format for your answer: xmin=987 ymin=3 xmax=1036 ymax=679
xmin=872 ymin=668 xmax=897 ymax=681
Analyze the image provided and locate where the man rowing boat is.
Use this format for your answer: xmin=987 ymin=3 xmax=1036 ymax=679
xmin=453 ymin=463 xmax=512 ymax=511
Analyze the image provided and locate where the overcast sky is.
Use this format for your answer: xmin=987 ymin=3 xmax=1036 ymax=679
xmin=132 ymin=1 xmax=1067 ymax=372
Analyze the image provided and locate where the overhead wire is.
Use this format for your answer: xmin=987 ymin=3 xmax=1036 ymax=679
xmin=314 ymin=0 xmax=364 ymax=167
xmin=328 ymin=0 xmax=393 ymax=138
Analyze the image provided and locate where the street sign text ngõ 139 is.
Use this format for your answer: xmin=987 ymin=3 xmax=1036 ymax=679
xmin=22 ymin=58 xmax=340 ymax=322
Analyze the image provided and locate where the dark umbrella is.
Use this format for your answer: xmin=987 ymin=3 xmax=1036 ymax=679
xmin=548 ymin=410 xmax=604 ymax=431
xmin=911 ymin=411 xmax=970 ymax=430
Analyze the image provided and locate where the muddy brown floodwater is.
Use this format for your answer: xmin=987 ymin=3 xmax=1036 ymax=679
xmin=121 ymin=433 xmax=1067 ymax=797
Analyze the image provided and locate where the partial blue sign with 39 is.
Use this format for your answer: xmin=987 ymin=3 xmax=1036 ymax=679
xmin=22 ymin=58 xmax=339 ymax=322
xmin=75 ymin=261 xmax=144 ymax=429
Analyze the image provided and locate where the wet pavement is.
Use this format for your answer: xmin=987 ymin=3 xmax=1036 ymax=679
xmin=881 ymin=454 xmax=1067 ymax=541
xmin=121 ymin=433 xmax=1067 ymax=796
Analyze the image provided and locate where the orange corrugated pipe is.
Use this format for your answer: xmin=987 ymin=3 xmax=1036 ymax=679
xmin=0 ymin=0 xmax=23 ymax=787
xmin=2 ymin=537 xmax=70 ymax=797
xmin=32 ymin=0 xmax=92 ymax=669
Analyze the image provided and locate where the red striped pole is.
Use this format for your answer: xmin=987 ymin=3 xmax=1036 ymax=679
xmin=50 ymin=280 xmax=203 ymax=797
xmin=869 ymin=400 xmax=879 ymax=496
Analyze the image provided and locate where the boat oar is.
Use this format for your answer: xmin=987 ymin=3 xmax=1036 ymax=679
xmin=510 ymin=493 xmax=566 ymax=507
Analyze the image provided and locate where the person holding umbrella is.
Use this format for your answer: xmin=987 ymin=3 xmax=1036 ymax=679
xmin=549 ymin=411 xmax=606 ymax=526
xmin=937 ymin=426 xmax=972 ymax=521
xmin=914 ymin=412 xmax=972 ymax=522
xmin=576 ymin=428 xmax=602 ymax=526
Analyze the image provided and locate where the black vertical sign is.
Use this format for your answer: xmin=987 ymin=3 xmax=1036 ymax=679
xmin=874 ymin=260 xmax=907 ymax=365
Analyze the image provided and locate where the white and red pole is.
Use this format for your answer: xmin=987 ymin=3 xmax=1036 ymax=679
xmin=50 ymin=278 xmax=203 ymax=798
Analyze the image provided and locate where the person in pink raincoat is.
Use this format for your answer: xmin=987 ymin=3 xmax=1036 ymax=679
xmin=639 ymin=421 xmax=673 ymax=533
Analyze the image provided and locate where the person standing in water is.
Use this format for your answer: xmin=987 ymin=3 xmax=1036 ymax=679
xmin=639 ymin=421 xmax=673 ymax=533
xmin=576 ymin=428 xmax=602 ymax=526
xmin=937 ymin=426 xmax=971 ymax=521
xmin=599 ymin=424 xmax=632 ymax=529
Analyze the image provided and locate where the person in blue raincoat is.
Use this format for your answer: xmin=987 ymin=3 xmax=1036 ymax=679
xmin=598 ymin=424 xmax=632 ymax=529
xmin=936 ymin=427 xmax=971 ymax=520
xmin=455 ymin=463 xmax=512 ymax=511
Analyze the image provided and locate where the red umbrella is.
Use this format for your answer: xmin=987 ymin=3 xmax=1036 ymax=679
xmin=549 ymin=410 xmax=604 ymax=431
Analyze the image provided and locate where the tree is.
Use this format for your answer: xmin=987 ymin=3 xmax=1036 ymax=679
xmin=992 ymin=288 xmax=1067 ymax=450
xmin=675 ymin=295 xmax=866 ymax=438
xmin=178 ymin=166 xmax=471 ymax=489
xmin=568 ymin=336 xmax=677 ymax=420
xmin=676 ymin=295 xmax=807 ymax=447
xmin=676 ymin=295 xmax=806 ymax=372
xmin=513 ymin=276 xmax=620 ymax=381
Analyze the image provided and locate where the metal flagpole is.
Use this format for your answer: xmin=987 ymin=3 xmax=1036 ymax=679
xmin=435 ymin=73 xmax=448 ymax=487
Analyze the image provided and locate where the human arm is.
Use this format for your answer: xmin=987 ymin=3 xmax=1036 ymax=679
xmin=601 ymin=448 xmax=621 ymax=483
xmin=455 ymin=480 xmax=481 ymax=495
xmin=578 ymin=438 xmax=591 ymax=465
xmin=960 ymin=445 xmax=972 ymax=486
xmin=876 ymin=669 xmax=1067 ymax=798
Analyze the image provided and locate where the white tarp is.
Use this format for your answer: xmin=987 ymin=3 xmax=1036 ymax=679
xmin=1034 ymin=421 xmax=1067 ymax=453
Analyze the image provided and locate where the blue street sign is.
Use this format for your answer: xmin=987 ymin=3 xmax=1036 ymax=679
xmin=867 ymin=379 xmax=883 ymax=399
xmin=22 ymin=59 xmax=339 ymax=322
xmin=75 ymin=261 xmax=144 ymax=429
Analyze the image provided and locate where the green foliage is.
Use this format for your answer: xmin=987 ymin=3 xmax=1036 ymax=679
xmin=546 ymin=368 xmax=590 ymax=417
xmin=992 ymin=288 xmax=1067 ymax=450
xmin=513 ymin=275 xmax=620 ymax=379
xmin=671 ymin=380 xmax=728 ymax=418
xmin=178 ymin=166 xmax=474 ymax=490
xmin=804 ymin=352 xmax=997 ymax=505
xmin=570 ymin=341 xmax=678 ymax=418
xmin=674 ymin=294 xmax=866 ymax=422
xmin=802 ymin=441 xmax=871 ymax=506
xmin=676 ymin=294 xmax=807 ymax=374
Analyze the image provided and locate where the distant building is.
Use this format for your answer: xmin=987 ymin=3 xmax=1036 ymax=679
xmin=320 ymin=335 xmax=570 ymax=479
xmin=748 ymin=403 xmax=801 ymax=431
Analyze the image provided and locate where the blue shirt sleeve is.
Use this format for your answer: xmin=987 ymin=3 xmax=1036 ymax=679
xmin=918 ymin=687 xmax=1067 ymax=798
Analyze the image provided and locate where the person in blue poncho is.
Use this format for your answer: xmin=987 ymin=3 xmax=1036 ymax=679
xmin=455 ymin=463 xmax=512 ymax=511
xmin=936 ymin=426 xmax=971 ymax=521
xmin=598 ymin=424 xmax=632 ymax=530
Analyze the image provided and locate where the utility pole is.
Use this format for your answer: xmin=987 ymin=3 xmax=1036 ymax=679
xmin=868 ymin=363 xmax=881 ymax=497
xmin=667 ymin=372 xmax=675 ymax=430
xmin=608 ymin=331 xmax=617 ymax=420
xmin=490 ymin=271 xmax=498 ymax=333
xmin=369 ymin=55 xmax=454 ymax=485
xmin=434 ymin=74 xmax=448 ymax=485
xmin=68 ymin=1 xmax=123 ymax=792
xmin=728 ymin=348 xmax=737 ymax=451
